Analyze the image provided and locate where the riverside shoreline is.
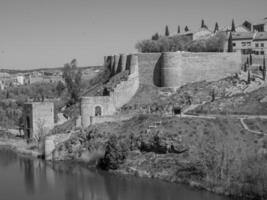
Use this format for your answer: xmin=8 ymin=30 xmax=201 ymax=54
xmin=0 ymin=137 xmax=41 ymax=158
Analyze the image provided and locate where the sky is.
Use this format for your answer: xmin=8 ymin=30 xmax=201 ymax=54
xmin=0 ymin=0 xmax=267 ymax=69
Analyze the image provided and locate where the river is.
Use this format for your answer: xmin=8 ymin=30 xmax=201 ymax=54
xmin=0 ymin=149 xmax=232 ymax=200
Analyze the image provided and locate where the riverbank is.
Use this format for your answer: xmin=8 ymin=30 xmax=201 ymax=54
xmin=1 ymin=114 xmax=267 ymax=200
xmin=0 ymin=130 xmax=41 ymax=157
xmin=52 ymin=114 xmax=267 ymax=200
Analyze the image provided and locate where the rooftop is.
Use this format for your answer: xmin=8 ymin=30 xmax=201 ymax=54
xmin=254 ymin=32 xmax=267 ymax=41
xmin=253 ymin=17 xmax=267 ymax=26
xmin=232 ymin=32 xmax=254 ymax=40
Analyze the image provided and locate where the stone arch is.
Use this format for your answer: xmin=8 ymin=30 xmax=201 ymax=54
xmin=94 ymin=105 xmax=103 ymax=116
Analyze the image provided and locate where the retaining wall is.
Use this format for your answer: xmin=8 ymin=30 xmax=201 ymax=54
xmin=90 ymin=114 xmax=134 ymax=125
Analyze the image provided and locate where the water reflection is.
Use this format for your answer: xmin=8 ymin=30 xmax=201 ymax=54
xmin=0 ymin=150 xmax=231 ymax=200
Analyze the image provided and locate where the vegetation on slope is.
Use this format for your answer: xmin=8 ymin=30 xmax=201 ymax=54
xmin=136 ymin=32 xmax=226 ymax=53
xmin=54 ymin=114 xmax=267 ymax=199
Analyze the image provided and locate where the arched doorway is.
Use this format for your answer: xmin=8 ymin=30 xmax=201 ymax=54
xmin=95 ymin=106 xmax=102 ymax=116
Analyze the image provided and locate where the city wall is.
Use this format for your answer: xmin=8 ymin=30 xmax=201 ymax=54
xmin=81 ymin=54 xmax=139 ymax=128
xmin=81 ymin=51 xmax=242 ymax=128
xmin=136 ymin=51 xmax=242 ymax=88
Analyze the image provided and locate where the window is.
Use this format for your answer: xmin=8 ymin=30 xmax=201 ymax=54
xmin=247 ymin=42 xmax=251 ymax=46
xmin=261 ymin=51 xmax=265 ymax=55
xmin=256 ymin=43 xmax=259 ymax=47
xmin=95 ymin=106 xmax=102 ymax=116
xmin=261 ymin=43 xmax=265 ymax=47
xmin=241 ymin=42 xmax=246 ymax=47
xmin=232 ymin=43 xmax=236 ymax=47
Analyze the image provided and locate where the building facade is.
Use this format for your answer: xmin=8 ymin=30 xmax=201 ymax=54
xmin=23 ymin=102 xmax=54 ymax=139
xmin=232 ymin=32 xmax=267 ymax=55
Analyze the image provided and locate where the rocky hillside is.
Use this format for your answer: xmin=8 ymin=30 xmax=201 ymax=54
xmin=52 ymin=114 xmax=267 ymax=199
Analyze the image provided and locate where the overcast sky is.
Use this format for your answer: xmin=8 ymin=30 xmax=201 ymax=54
xmin=0 ymin=0 xmax=266 ymax=69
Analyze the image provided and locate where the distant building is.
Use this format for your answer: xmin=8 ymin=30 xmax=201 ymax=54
xmin=252 ymin=32 xmax=267 ymax=55
xmin=0 ymin=81 xmax=5 ymax=90
xmin=232 ymin=32 xmax=254 ymax=54
xmin=16 ymin=75 xmax=25 ymax=85
xmin=242 ymin=20 xmax=252 ymax=32
xmin=23 ymin=102 xmax=54 ymax=140
xmin=231 ymin=31 xmax=267 ymax=55
xmin=253 ymin=17 xmax=267 ymax=32
xmin=193 ymin=28 xmax=213 ymax=40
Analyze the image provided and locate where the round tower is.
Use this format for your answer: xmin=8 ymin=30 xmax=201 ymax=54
xmin=160 ymin=52 xmax=182 ymax=87
xmin=118 ymin=54 xmax=127 ymax=73
xmin=126 ymin=54 xmax=138 ymax=74
xmin=113 ymin=55 xmax=120 ymax=75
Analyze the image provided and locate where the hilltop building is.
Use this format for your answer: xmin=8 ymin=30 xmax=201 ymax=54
xmin=193 ymin=28 xmax=213 ymax=40
xmin=232 ymin=32 xmax=267 ymax=55
xmin=253 ymin=17 xmax=267 ymax=32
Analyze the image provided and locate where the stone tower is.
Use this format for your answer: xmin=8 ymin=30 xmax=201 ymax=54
xmin=23 ymin=102 xmax=54 ymax=139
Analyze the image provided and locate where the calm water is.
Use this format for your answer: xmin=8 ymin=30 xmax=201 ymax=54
xmin=0 ymin=149 xmax=231 ymax=200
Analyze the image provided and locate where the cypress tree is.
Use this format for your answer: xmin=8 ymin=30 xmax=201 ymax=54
xmin=244 ymin=56 xmax=249 ymax=72
xmin=177 ymin=25 xmax=180 ymax=34
xmin=247 ymin=70 xmax=251 ymax=84
xmin=201 ymin=19 xmax=205 ymax=28
xmin=184 ymin=26 xmax=189 ymax=32
xmin=227 ymin=32 xmax=233 ymax=52
xmin=249 ymin=53 xmax=253 ymax=65
xmin=165 ymin=25 xmax=170 ymax=36
xmin=214 ymin=22 xmax=219 ymax=33
xmin=263 ymin=56 xmax=266 ymax=80
xmin=231 ymin=19 xmax=236 ymax=32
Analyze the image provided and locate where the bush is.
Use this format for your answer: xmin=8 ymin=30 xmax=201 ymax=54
xmin=98 ymin=135 xmax=128 ymax=170
xmin=187 ymin=32 xmax=226 ymax=52
xmin=135 ymin=32 xmax=226 ymax=53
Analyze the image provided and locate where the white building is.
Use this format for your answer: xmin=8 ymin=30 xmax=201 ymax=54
xmin=231 ymin=31 xmax=267 ymax=55
xmin=232 ymin=32 xmax=254 ymax=54
xmin=193 ymin=28 xmax=213 ymax=40
xmin=252 ymin=32 xmax=267 ymax=55
xmin=16 ymin=75 xmax=25 ymax=85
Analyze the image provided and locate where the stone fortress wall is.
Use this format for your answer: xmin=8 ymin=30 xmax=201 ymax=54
xmin=81 ymin=51 xmax=242 ymax=128
xmin=137 ymin=52 xmax=242 ymax=88
xmin=81 ymin=54 xmax=139 ymax=128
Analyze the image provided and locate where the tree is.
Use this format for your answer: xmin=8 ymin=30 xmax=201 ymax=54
xmin=201 ymin=19 xmax=208 ymax=29
xmin=211 ymin=88 xmax=216 ymax=102
xmin=247 ymin=70 xmax=251 ymax=84
xmin=249 ymin=53 xmax=253 ymax=65
xmin=184 ymin=26 xmax=189 ymax=32
xmin=63 ymin=59 xmax=82 ymax=104
xmin=263 ymin=56 xmax=266 ymax=81
xmin=177 ymin=25 xmax=180 ymax=34
xmin=165 ymin=25 xmax=170 ymax=36
xmin=214 ymin=22 xmax=219 ymax=33
xmin=56 ymin=81 xmax=65 ymax=96
xmin=231 ymin=19 xmax=236 ymax=32
xmin=227 ymin=32 xmax=233 ymax=52
xmin=244 ymin=56 xmax=249 ymax=72
xmin=151 ymin=33 xmax=159 ymax=40
xmin=98 ymin=135 xmax=127 ymax=170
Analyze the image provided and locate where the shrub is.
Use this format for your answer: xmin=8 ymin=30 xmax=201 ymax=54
xmin=135 ymin=32 xmax=226 ymax=53
xmin=98 ymin=135 xmax=128 ymax=170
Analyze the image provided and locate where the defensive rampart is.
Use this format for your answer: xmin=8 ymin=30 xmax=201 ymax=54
xmin=136 ymin=52 xmax=242 ymax=88
xmin=81 ymin=51 xmax=241 ymax=128
xmin=81 ymin=54 xmax=139 ymax=128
